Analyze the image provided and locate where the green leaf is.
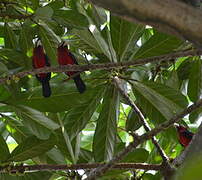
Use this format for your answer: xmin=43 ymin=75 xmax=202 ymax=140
xmin=0 ymin=85 xmax=11 ymax=102
xmin=53 ymin=10 xmax=89 ymax=28
xmin=133 ymin=31 xmax=182 ymax=59
xmin=14 ymin=105 xmax=60 ymax=139
xmin=60 ymin=128 xmax=76 ymax=163
xmin=0 ymin=135 xmax=10 ymax=163
xmin=0 ymin=62 xmax=8 ymax=77
xmin=90 ymin=6 xmax=117 ymax=62
xmin=30 ymin=0 xmax=39 ymax=10
xmin=64 ymin=85 xmax=105 ymax=138
xmin=16 ymin=83 xmax=101 ymax=113
xmin=122 ymin=148 xmax=149 ymax=163
xmin=17 ymin=105 xmax=60 ymax=130
xmin=126 ymin=109 xmax=142 ymax=132
xmin=0 ymin=48 xmax=29 ymax=66
xmin=93 ymin=84 xmax=120 ymax=162
xmin=110 ymin=15 xmax=145 ymax=61
xmin=189 ymin=108 xmax=202 ymax=123
xmin=9 ymin=136 xmax=55 ymax=161
xmin=82 ymin=7 xmax=115 ymax=62
xmin=56 ymin=130 xmax=80 ymax=162
xmin=46 ymin=0 xmax=64 ymax=10
xmin=71 ymin=29 xmax=102 ymax=54
xmin=166 ymin=71 xmax=179 ymax=90
xmin=19 ymin=25 xmax=33 ymax=54
xmin=46 ymin=147 xmax=66 ymax=164
xmin=0 ymin=171 xmax=52 ymax=180
xmin=177 ymin=58 xmax=193 ymax=80
xmin=34 ymin=6 xmax=53 ymax=20
xmin=4 ymin=23 xmax=17 ymax=49
xmin=38 ymin=23 xmax=60 ymax=65
xmin=4 ymin=115 xmax=29 ymax=143
xmin=188 ymin=59 xmax=202 ymax=102
xmin=132 ymin=81 xmax=188 ymax=123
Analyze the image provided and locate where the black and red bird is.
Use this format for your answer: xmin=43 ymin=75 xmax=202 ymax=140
xmin=175 ymin=125 xmax=194 ymax=147
xmin=32 ymin=44 xmax=51 ymax=97
xmin=57 ymin=43 xmax=86 ymax=93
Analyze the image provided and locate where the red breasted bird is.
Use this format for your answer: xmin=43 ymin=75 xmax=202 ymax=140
xmin=175 ymin=125 xmax=194 ymax=147
xmin=57 ymin=43 xmax=86 ymax=93
xmin=32 ymin=44 xmax=51 ymax=97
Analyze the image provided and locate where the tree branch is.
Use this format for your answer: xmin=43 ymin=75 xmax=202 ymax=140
xmin=85 ymin=99 xmax=202 ymax=180
xmin=0 ymin=13 xmax=32 ymax=19
xmin=113 ymin=77 xmax=173 ymax=175
xmin=0 ymin=163 xmax=162 ymax=173
xmin=2 ymin=49 xmax=201 ymax=84
xmin=89 ymin=0 xmax=202 ymax=47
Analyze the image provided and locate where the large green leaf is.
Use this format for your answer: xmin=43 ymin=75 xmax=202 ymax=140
xmin=82 ymin=6 xmax=115 ymax=62
xmin=4 ymin=23 xmax=17 ymax=49
xmin=90 ymin=6 xmax=117 ymax=62
xmin=46 ymin=147 xmax=66 ymax=164
xmin=93 ymin=84 xmax=120 ymax=162
xmin=19 ymin=25 xmax=34 ymax=55
xmin=4 ymin=115 xmax=29 ymax=143
xmin=177 ymin=58 xmax=193 ymax=80
xmin=16 ymin=82 xmax=101 ymax=113
xmin=38 ymin=23 xmax=60 ymax=65
xmin=14 ymin=105 xmax=60 ymax=140
xmin=64 ymin=85 xmax=105 ymax=138
xmin=110 ymin=15 xmax=145 ymax=61
xmin=34 ymin=6 xmax=53 ymax=21
xmin=0 ymin=135 xmax=10 ymax=163
xmin=122 ymin=148 xmax=149 ymax=163
xmin=0 ymin=49 xmax=29 ymax=66
xmin=188 ymin=59 xmax=202 ymax=102
xmin=72 ymin=29 xmax=102 ymax=54
xmin=133 ymin=31 xmax=183 ymax=59
xmin=132 ymin=81 xmax=188 ymax=123
xmin=53 ymin=9 xmax=89 ymax=28
xmin=126 ymin=109 xmax=142 ymax=132
xmin=9 ymin=136 xmax=55 ymax=161
xmin=17 ymin=105 xmax=60 ymax=130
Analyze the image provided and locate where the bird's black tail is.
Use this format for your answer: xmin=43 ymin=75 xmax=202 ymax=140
xmin=41 ymin=80 xmax=51 ymax=97
xmin=73 ymin=75 xmax=86 ymax=93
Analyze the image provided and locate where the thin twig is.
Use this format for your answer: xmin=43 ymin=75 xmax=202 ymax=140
xmin=1 ymin=49 xmax=201 ymax=85
xmin=113 ymin=77 xmax=172 ymax=171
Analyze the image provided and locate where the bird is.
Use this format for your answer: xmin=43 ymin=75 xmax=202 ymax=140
xmin=32 ymin=43 xmax=51 ymax=97
xmin=57 ymin=42 xmax=86 ymax=93
xmin=175 ymin=124 xmax=194 ymax=147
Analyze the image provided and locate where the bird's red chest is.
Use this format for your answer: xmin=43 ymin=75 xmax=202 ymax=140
xmin=58 ymin=50 xmax=74 ymax=65
xmin=179 ymin=135 xmax=190 ymax=147
xmin=33 ymin=55 xmax=46 ymax=68
xmin=32 ymin=52 xmax=47 ymax=78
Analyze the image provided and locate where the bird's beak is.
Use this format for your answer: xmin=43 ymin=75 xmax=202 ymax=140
xmin=36 ymin=39 xmax=41 ymax=47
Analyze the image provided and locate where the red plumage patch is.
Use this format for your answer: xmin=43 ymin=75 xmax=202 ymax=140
xmin=176 ymin=125 xmax=194 ymax=147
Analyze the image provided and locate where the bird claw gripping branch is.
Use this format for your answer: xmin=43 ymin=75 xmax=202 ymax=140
xmin=32 ymin=44 xmax=51 ymax=97
xmin=57 ymin=42 xmax=86 ymax=93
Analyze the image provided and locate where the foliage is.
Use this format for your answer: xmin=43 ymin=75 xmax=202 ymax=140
xmin=0 ymin=0 xmax=200 ymax=179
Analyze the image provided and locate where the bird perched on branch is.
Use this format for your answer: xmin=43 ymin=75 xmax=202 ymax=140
xmin=175 ymin=124 xmax=194 ymax=147
xmin=57 ymin=42 xmax=86 ymax=93
xmin=32 ymin=42 xmax=51 ymax=97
